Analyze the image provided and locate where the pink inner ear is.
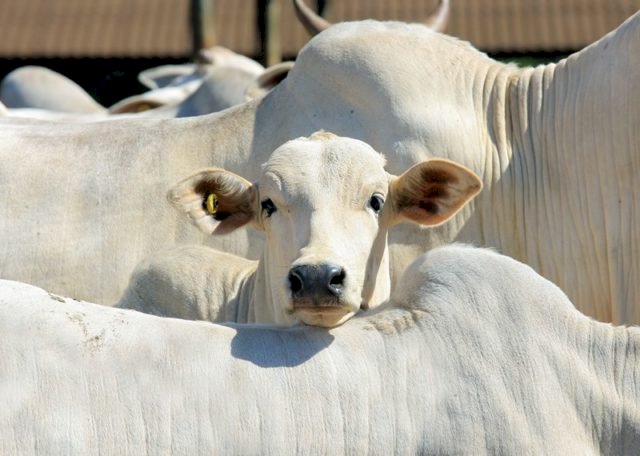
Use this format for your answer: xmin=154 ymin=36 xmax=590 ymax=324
xmin=212 ymin=212 xmax=253 ymax=235
xmin=172 ymin=169 xmax=257 ymax=235
xmin=390 ymin=158 xmax=482 ymax=228
xmin=394 ymin=180 xmax=452 ymax=215
xmin=419 ymin=200 xmax=440 ymax=215
xmin=423 ymin=184 xmax=450 ymax=199
xmin=391 ymin=160 xmax=481 ymax=226
xmin=419 ymin=164 xmax=459 ymax=185
xmin=400 ymin=204 xmax=451 ymax=227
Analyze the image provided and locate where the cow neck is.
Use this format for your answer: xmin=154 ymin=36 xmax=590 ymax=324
xmin=497 ymin=13 xmax=640 ymax=323
xmin=191 ymin=99 xmax=262 ymax=176
xmin=454 ymin=57 xmax=522 ymax=251
xmin=571 ymin=318 xmax=640 ymax=453
xmin=506 ymin=10 xmax=640 ymax=196
xmin=250 ymin=250 xmax=297 ymax=326
xmin=361 ymin=229 xmax=392 ymax=310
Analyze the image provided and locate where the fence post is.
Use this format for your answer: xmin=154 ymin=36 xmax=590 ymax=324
xmin=257 ymin=0 xmax=282 ymax=66
xmin=192 ymin=0 xmax=217 ymax=54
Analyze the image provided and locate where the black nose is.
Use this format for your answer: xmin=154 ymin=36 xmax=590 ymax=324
xmin=288 ymin=264 xmax=346 ymax=299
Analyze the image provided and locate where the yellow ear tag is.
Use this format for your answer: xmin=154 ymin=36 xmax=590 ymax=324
xmin=206 ymin=193 xmax=219 ymax=215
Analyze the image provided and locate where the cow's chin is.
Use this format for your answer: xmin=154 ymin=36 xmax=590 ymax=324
xmin=292 ymin=303 xmax=358 ymax=328
xmin=295 ymin=308 xmax=356 ymax=328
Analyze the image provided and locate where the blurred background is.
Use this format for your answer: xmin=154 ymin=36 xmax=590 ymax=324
xmin=0 ymin=0 xmax=637 ymax=106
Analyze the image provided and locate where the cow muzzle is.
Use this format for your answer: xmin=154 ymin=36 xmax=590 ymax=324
xmin=288 ymin=263 xmax=354 ymax=327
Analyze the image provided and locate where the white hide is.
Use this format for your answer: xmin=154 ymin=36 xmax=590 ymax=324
xmin=109 ymin=46 xmax=266 ymax=116
xmin=0 ymin=15 xmax=639 ymax=324
xmin=1 ymin=245 xmax=638 ymax=454
xmin=137 ymin=63 xmax=198 ymax=90
xmin=0 ymin=66 xmax=106 ymax=113
xmin=0 ymin=48 xmax=268 ymax=121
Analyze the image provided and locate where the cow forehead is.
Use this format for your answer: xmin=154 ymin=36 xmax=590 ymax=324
xmin=259 ymin=136 xmax=388 ymax=197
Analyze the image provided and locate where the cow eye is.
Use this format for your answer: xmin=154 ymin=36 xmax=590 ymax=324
xmin=261 ymin=198 xmax=277 ymax=217
xmin=368 ymin=193 xmax=384 ymax=213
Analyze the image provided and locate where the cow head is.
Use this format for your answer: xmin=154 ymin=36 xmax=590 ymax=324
xmin=168 ymin=131 xmax=481 ymax=327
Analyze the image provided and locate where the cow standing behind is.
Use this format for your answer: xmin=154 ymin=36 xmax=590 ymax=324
xmin=0 ymin=66 xmax=107 ymax=114
xmin=117 ymin=132 xmax=481 ymax=327
xmin=2 ymin=47 xmax=285 ymax=121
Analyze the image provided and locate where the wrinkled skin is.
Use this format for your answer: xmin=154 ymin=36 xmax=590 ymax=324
xmin=1 ymin=245 xmax=639 ymax=453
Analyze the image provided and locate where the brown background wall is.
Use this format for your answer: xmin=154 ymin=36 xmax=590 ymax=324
xmin=0 ymin=0 xmax=637 ymax=105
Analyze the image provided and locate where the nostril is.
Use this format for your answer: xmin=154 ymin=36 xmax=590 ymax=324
xmin=288 ymin=270 xmax=304 ymax=294
xmin=328 ymin=269 xmax=345 ymax=287
xmin=327 ymin=267 xmax=346 ymax=295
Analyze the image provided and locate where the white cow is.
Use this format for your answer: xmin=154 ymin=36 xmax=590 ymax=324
xmin=2 ymin=48 xmax=271 ymax=120
xmin=0 ymin=64 xmax=203 ymax=118
xmin=1 ymin=244 xmax=639 ymax=454
xmin=106 ymin=76 xmax=203 ymax=114
xmin=0 ymin=66 xmax=106 ymax=113
xmin=244 ymin=61 xmax=295 ymax=101
xmin=3 ymin=58 xmax=286 ymax=122
xmin=1 ymin=14 xmax=639 ymax=324
xmin=109 ymin=46 xmax=267 ymax=116
xmin=137 ymin=63 xmax=198 ymax=90
xmin=293 ymin=0 xmax=450 ymax=35
xmin=118 ymin=132 xmax=481 ymax=326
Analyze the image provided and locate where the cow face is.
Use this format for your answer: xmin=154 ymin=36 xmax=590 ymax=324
xmin=169 ymin=131 xmax=481 ymax=327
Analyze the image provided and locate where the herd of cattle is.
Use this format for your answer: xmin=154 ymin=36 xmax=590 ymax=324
xmin=1 ymin=1 xmax=639 ymax=453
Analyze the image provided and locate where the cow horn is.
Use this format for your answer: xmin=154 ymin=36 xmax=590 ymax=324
xmin=293 ymin=0 xmax=331 ymax=36
xmin=295 ymin=0 xmax=450 ymax=36
xmin=423 ymin=0 xmax=450 ymax=32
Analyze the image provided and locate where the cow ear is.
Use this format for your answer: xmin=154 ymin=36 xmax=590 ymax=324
xmin=137 ymin=64 xmax=196 ymax=89
xmin=108 ymin=96 xmax=163 ymax=113
xmin=388 ymin=159 xmax=482 ymax=227
xmin=167 ymin=168 xmax=258 ymax=235
xmin=245 ymin=61 xmax=294 ymax=101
